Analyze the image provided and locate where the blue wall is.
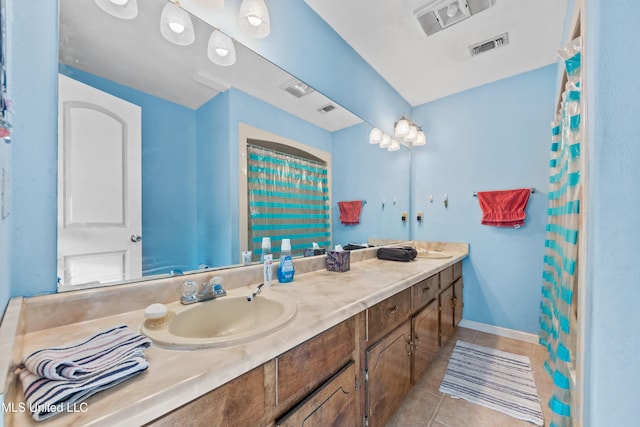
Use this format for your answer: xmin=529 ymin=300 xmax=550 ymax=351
xmin=331 ymin=122 xmax=411 ymax=246
xmin=411 ymin=64 xmax=557 ymax=334
xmin=5 ymin=0 xmax=58 ymax=301
xmin=584 ymin=1 xmax=640 ymax=425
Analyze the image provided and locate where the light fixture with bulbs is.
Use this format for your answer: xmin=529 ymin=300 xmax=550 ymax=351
xmin=160 ymin=2 xmax=196 ymax=46
xmin=239 ymin=0 xmax=271 ymax=39
xmin=94 ymin=0 xmax=139 ymax=20
xmin=207 ymin=30 xmax=237 ymax=66
xmin=393 ymin=116 xmax=426 ymax=147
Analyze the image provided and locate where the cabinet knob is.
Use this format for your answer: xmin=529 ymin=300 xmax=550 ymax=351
xmin=422 ymin=286 xmax=430 ymax=293
xmin=387 ymin=305 xmax=398 ymax=315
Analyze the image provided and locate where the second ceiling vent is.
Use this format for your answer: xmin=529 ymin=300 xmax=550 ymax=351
xmin=469 ymin=32 xmax=509 ymax=57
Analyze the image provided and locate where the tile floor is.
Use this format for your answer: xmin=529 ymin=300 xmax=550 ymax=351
xmin=387 ymin=327 xmax=553 ymax=427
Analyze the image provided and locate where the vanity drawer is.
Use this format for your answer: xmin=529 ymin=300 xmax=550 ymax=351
xmin=276 ymin=317 xmax=355 ymax=407
xmin=367 ymin=288 xmax=411 ymax=344
xmin=453 ymin=261 xmax=462 ymax=280
xmin=412 ymin=275 xmax=438 ymax=311
xmin=439 ymin=266 xmax=454 ymax=290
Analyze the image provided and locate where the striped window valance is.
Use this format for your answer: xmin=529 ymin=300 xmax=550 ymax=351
xmin=247 ymin=144 xmax=330 ymax=261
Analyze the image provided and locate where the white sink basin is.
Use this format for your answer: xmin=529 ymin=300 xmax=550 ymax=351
xmin=141 ymin=289 xmax=298 ymax=349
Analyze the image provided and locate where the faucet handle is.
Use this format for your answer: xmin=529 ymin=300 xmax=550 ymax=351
xmin=182 ymin=280 xmax=198 ymax=303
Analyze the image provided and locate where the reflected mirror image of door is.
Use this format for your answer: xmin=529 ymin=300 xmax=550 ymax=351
xmin=57 ymin=74 xmax=142 ymax=288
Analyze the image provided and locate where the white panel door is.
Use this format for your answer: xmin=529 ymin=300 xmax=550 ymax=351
xmin=58 ymin=74 xmax=142 ymax=288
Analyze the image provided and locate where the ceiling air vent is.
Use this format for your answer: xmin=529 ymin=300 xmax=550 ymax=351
xmin=415 ymin=0 xmax=495 ymax=37
xmin=281 ymin=79 xmax=315 ymax=98
xmin=469 ymin=32 xmax=509 ymax=57
xmin=317 ymin=104 xmax=336 ymax=114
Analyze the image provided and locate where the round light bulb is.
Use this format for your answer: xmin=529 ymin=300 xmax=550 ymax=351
xmin=380 ymin=134 xmax=391 ymax=149
xmin=169 ymin=22 xmax=185 ymax=34
xmin=447 ymin=4 xmax=458 ymax=17
xmin=215 ymin=47 xmax=229 ymax=57
xmin=369 ymin=128 xmax=382 ymax=144
xmin=395 ymin=118 xmax=410 ymax=138
xmin=405 ymin=125 xmax=418 ymax=142
xmin=247 ymin=14 xmax=263 ymax=27
xmin=109 ymin=0 xmax=129 ymax=5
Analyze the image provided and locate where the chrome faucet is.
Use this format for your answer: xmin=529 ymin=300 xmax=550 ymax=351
xmin=181 ymin=277 xmax=227 ymax=305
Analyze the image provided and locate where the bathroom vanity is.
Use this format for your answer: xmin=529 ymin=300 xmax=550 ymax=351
xmin=0 ymin=241 xmax=467 ymax=426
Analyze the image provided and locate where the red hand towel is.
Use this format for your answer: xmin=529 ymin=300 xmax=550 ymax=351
xmin=477 ymin=189 xmax=531 ymax=227
xmin=338 ymin=201 xmax=363 ymax=225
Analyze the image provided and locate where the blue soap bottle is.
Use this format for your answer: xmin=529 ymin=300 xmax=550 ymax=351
xmin=277 ymin=238 xmax=295 ymax=283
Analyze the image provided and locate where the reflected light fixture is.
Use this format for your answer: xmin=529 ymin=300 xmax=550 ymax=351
xmin=207 ymin=30 xmax=237 ymax=66
xmin=405 ymin=125 xmax=418 ymax=143
xmin=380 ymin=134 xmax=391 ymax=149
xmin=388 ymin=139 xmax=401 ymax=152
xmin=239 ymin=0 xmax=271 ymax=39
xmin=369 ymin=128 xmax=383 ymax=144
xmin=94 ymin=0 xmax=138 ymax=19
xmin=160 ymin=2 xmax=195 ymax=46
xmin=394 ymin=116 xmax=410 ymax=138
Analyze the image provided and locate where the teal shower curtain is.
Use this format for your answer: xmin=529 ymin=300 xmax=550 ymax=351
xmin=539 ymin=38 xmax=582 ymax=427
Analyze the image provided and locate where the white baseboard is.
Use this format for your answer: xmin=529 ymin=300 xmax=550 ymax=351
xmin=459 ymin=319 xmax=540 ymax=344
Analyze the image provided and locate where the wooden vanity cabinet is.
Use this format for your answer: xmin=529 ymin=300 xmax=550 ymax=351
xmin=439 ymin=274 xmax=464 ymax=346
xmin=365 ymin=321 xmax=412 ymax=427
xmin=366 ymin=288 xmax=411 ymax=344
xmin=276 ymin=361 xmax=357 ymax=427
xmin=147 ymin=365 xmax=266 ymax=427
xmin=276 ymin=317 xmax=356 ymax=409
xmin=411 ymin=300 xmax=439 ymax=383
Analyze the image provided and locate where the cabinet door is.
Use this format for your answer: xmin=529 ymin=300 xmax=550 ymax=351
xmin=453 ymin=277 xmax=464 ymax=328
xmin=276 ymin=362 xmax=357 ymax=427
xmin=366 ymin=321 xmax=412 ymax=427
xmin=412 ymin=300 xmax=439 ymax=383
xmin=439 ymin=285 xmax=455 ymax=346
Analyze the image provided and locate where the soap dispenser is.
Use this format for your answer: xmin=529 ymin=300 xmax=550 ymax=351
xmin=277 ymin=238 xmax=295 ymax=283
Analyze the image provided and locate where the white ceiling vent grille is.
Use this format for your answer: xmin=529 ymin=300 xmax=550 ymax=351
xmin=415 ymin=0 xmax=495 ymax=37
xmin=317 ymin=104 xmax=336 ymax=114
xmin=469 ymin=32 xmax=509 ymax=57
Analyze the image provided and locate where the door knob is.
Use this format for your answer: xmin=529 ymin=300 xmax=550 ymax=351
xmin=130 ymin=234 xmax=142 ymax=243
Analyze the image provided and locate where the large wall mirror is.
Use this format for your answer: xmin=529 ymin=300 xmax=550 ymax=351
xmin=57 ymin=0 xmax=373 ymax=290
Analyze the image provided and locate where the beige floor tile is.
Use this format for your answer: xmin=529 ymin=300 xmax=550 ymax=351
xmin=386 ymin=388 xmax=441 ymax=427
xmin=434 ymin=395 xmax=533 ymax=427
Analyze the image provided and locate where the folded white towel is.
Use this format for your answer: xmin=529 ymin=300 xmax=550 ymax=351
xmin=23 ymin=324 xmax=151 ymax=381
xmin=20 ymin=325 xmax=152 ymax=421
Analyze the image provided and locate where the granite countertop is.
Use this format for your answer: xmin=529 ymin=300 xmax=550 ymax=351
xmin=6 ymin=245 xmax=467 ymax=426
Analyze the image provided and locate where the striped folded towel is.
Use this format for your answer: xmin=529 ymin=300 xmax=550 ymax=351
xmin=19 ymin=325 xmax=152 ymax=421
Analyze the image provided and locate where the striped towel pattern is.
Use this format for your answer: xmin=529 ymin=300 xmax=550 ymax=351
xmin=439 ymin=340 xmax=544 ymax=426
xmin=20 ymin=325 xmax=152 ymax=421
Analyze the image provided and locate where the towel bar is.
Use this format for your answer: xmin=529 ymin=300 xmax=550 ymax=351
xmin=473 ymin=188 xmax=535 ymax=197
